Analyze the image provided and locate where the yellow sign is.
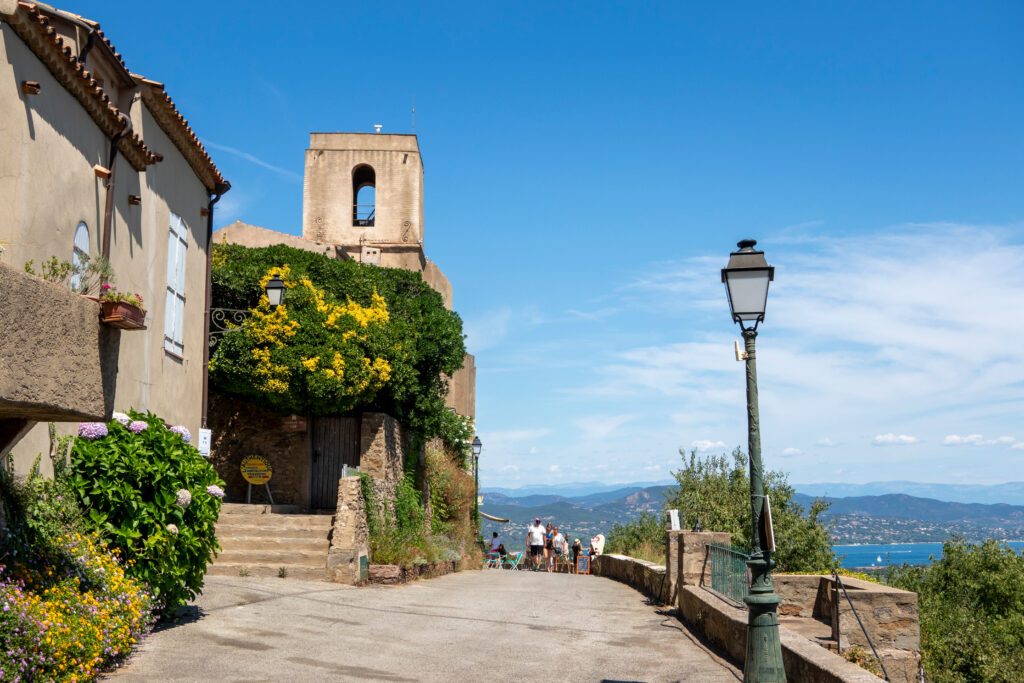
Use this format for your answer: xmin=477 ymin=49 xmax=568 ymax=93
xmin=240 ymin=455 xmax=272 ymax=485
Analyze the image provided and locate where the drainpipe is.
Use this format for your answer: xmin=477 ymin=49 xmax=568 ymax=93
xmin=100 ymin=111 xmax=131 ymax=264
xmin=201 ymin=181 xmax=232 ymax=429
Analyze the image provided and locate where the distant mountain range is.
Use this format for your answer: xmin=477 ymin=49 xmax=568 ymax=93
xmin=794 ymin=481 xmax=1024 ymax=506
xmin=480 ymin=481 xmax=1024 ymax=545
xmin=482 ymin=480 xmax=673 ymax=498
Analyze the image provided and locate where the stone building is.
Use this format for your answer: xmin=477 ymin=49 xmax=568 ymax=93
xmin=211 ymin=132 xmax=475 ymax=510
xmin=0 ymin=1 xmax=228 ymax=473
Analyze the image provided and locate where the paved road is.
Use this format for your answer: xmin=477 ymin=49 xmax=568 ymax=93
xmin=110 ymin=570 xmax=740 ymax=682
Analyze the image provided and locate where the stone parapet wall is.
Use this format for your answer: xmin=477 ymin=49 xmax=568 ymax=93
xmin=208 ymin=392 xmax=310 ymax=508
xmin=0 ymin=263 xmax=118 ymax=424
xmin=591 ymin=554 xmax=669 ymax=603
xmin=679 ymin=586 xmax=883 ymax=683
xmin=328 ymin=476 xmax=369 ymax=584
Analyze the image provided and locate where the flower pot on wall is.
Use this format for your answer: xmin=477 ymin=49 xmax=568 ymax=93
xmin=100 ymin=300 xmax=147 ymax=330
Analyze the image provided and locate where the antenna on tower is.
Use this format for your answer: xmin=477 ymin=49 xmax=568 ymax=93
xmin=411 ymin=96 xmax=416 ymax=131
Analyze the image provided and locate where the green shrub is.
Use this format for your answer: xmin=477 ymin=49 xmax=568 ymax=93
xmin=887 ymin=538 xmax=1024 ymax=682
xmin=665 ymin=448 xmax=838 ymax=573
xmin=606 ymin=512 xmax=666 ymax=563
xmin=69 ymin=411 xmax=225 ymax=615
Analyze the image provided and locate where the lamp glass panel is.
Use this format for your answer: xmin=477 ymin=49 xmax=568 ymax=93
xmin=267 ymin=283 xmax=284 ymax=307
xmin=725 ymin=269 xmax=770 ymax=321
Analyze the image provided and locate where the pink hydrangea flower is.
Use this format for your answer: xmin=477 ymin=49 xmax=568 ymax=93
xmin=129 ymin=420 xmax=148 ymax=433
xmin=111 ymin=412 xmax=131 ymax=425
xmin=206 ymin=485 xmax=225 ymax=499
xmin=169 ymin=425 xmax=191 ymax=443
xmin=78 ymin=422 xmax=108 ymax=439
xmin=175 ymin=489 xmax=192 ymax=508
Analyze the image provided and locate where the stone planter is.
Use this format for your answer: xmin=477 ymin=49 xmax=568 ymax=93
xmin=99 ymin=300 xmax=146 ymax=330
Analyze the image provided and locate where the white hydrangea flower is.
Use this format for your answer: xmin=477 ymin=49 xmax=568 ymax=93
xmin=175 ymin=489 xmax=192 ymax=508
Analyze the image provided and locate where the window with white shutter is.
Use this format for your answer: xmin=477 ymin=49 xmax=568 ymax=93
xmin=164 ymin=213 xmax=188 ymax=356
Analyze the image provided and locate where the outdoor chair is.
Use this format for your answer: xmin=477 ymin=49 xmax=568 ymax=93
xmin=502 ymin=551 xmax=524 ymax=570
xmin=486 ymin=551 xmax=502 ymax=568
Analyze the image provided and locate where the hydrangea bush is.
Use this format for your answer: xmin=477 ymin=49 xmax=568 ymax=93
xmin=69 ymin=410 xmax=225 ymax=615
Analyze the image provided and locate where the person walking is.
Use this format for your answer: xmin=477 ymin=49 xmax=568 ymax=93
xmin=552 ymin=527 xmax=566 ymax=572
xmin=526 ymin=518 xmax=546 ymax=570
xmin=571 ymin=538 xmax=583 ymax=574
xmin=544 ymin=523 xmax=555 ymax=573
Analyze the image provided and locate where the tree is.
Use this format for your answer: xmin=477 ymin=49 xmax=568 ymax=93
xmin=606 ymin=512 xmax=666 ymax=563
xmin=887 ymin=538 xmax=1024 ymax=682
xmin=664 ymin=447 xmax=836 ymax=573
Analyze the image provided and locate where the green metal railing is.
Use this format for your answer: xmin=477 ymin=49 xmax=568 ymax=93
xmin=706 ymin=543 xmax=751 ymax=605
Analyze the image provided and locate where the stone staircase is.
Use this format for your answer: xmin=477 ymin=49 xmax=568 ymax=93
xmin=207 ymin=503 xmax=333 ymax=581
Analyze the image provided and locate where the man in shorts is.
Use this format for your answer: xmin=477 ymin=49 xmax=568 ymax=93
xmin=526 ymin=517 xmax=546 ymax=570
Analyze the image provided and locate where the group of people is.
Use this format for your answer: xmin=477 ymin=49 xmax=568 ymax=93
xmin=489 ymin=518 xmax=601 ymax=572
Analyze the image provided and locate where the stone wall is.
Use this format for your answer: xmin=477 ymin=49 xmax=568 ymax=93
xmin=208 ymin=392 xmax=310 ymax=508
xmin=0 ymin=263 xmax=118 ymax=425
xmin=359 ymin=412 xmax=408 ymax=521
xmin=368 ymin=560 xmax=459 ymax=585
xmin=591 ymin=554 xmax=669 ymax=603
xmin=679 ymin=586 xmax=883 ymax=683
xmin=774 ymin=574 xmax=920 ymax=682
xmin=597 ymin=531 xmax=920 ymax=683
xmin=328 ymin=476 xmax=369 ymax=584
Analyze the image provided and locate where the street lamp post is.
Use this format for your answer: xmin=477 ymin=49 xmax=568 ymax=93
xmin=208 ymin=275 xmax=287 ymax=348
xmin=471 ymin=436 xmax=483 ymax=527
xmin=721 ymin=239 xmax=785 ymax=683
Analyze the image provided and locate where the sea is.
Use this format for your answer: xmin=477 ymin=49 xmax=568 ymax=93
xmin=834 ymin=541 xmax=1024 ymax=569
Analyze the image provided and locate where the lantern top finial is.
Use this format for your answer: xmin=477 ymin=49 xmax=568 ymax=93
xmin=737 ymin=239 xmax=758 ymax=251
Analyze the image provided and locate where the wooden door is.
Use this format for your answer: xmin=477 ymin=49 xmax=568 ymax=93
xmin=310 ymin=417 xmax=360 ymax=509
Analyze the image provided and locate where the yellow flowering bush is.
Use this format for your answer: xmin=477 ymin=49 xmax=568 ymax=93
xmin=210 ymin=244 xmax=467 ymax=442
xmin=211 ymin=266 xmax=395 ymax=414
xmin=0 ymin=463 xmax=153 ymax=681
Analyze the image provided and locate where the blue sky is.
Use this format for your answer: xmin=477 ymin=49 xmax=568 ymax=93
xmin=68 ymin=1 xmax=1024 ymax=487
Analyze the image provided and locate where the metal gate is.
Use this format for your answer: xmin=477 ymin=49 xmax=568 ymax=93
xmin=310 ymin=417 xmax=360 ymax=509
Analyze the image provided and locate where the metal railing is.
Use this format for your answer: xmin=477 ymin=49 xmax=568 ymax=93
xmin=706 ymin=543 xmax=751 ymax=606
xmin=353 ymin=205 xmax=375 ymax=226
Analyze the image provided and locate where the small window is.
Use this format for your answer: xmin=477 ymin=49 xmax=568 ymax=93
xmin=353 ymin=165 xmax=375 ymax=227
xmin=70 ymin=222 xmax=89 ymax=291
xmin=164 ymin=213 xmax=188 ymax=357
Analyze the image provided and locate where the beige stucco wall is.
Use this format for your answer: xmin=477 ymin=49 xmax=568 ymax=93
xmin=445 ymin=353 xmax=476 ymax=418
xmin=0 ymin=23 xmax=211 ymax=473
xmin=303 ymin=133 xmax=424 ymax=247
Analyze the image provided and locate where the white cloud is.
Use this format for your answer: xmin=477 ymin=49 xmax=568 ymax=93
xmin=463 ymin=308 xmax=513 ymax=354
xmin=573 ymin=414 xmax=637 ymax=440
xmin=816 ymin=437 xmax=839 ymax=448
xmin=499 ymin=465 xmax=519 ymax=473
xmin=485 ymin=428 xmax=551 ymax=444
xmin=203 ymin=140 xmax=302 ymax=182
xmin=781 ymin=447 xmax=803 ymax=457
xmin=944 ymin=434 xmax=985 ymax=446
xmin=873 ymin=434 xmax=918 ymax=446
xmin=944 ymin=434 xmax=1018 ymax=447
xmin=547 ymin=464 xmax=561 ymax=473
xmin=692 ymin=439 xmax=727 ymax=452
xmin=1012 ymin=442 xmax=1024 ymax=451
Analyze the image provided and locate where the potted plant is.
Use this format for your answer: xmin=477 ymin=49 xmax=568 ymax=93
xmin=99 ymin=284 xmax=146 ymax=330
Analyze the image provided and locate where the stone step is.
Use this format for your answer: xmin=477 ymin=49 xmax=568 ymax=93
xmin=216 ymin=524 xmax=331 ymax=540
xmin=206 ymin=562 xmax=328 ymax=581
xmin=220 ymin=503 xmax=303 ymax=515
xmin=218 ymin=536 xmax=330 ymax=553
xmin=216 ymin=515 xmax=334 ymax=531
xmin=213 ymin=548 xmax=327 ymax=568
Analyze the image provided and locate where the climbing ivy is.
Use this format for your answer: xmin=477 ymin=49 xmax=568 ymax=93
xmin=209 ymin=243 xmax=467 ymax=443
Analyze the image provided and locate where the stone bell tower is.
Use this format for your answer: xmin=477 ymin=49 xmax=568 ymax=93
xmin=302 ymin=133 xmax=425 ymax=268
